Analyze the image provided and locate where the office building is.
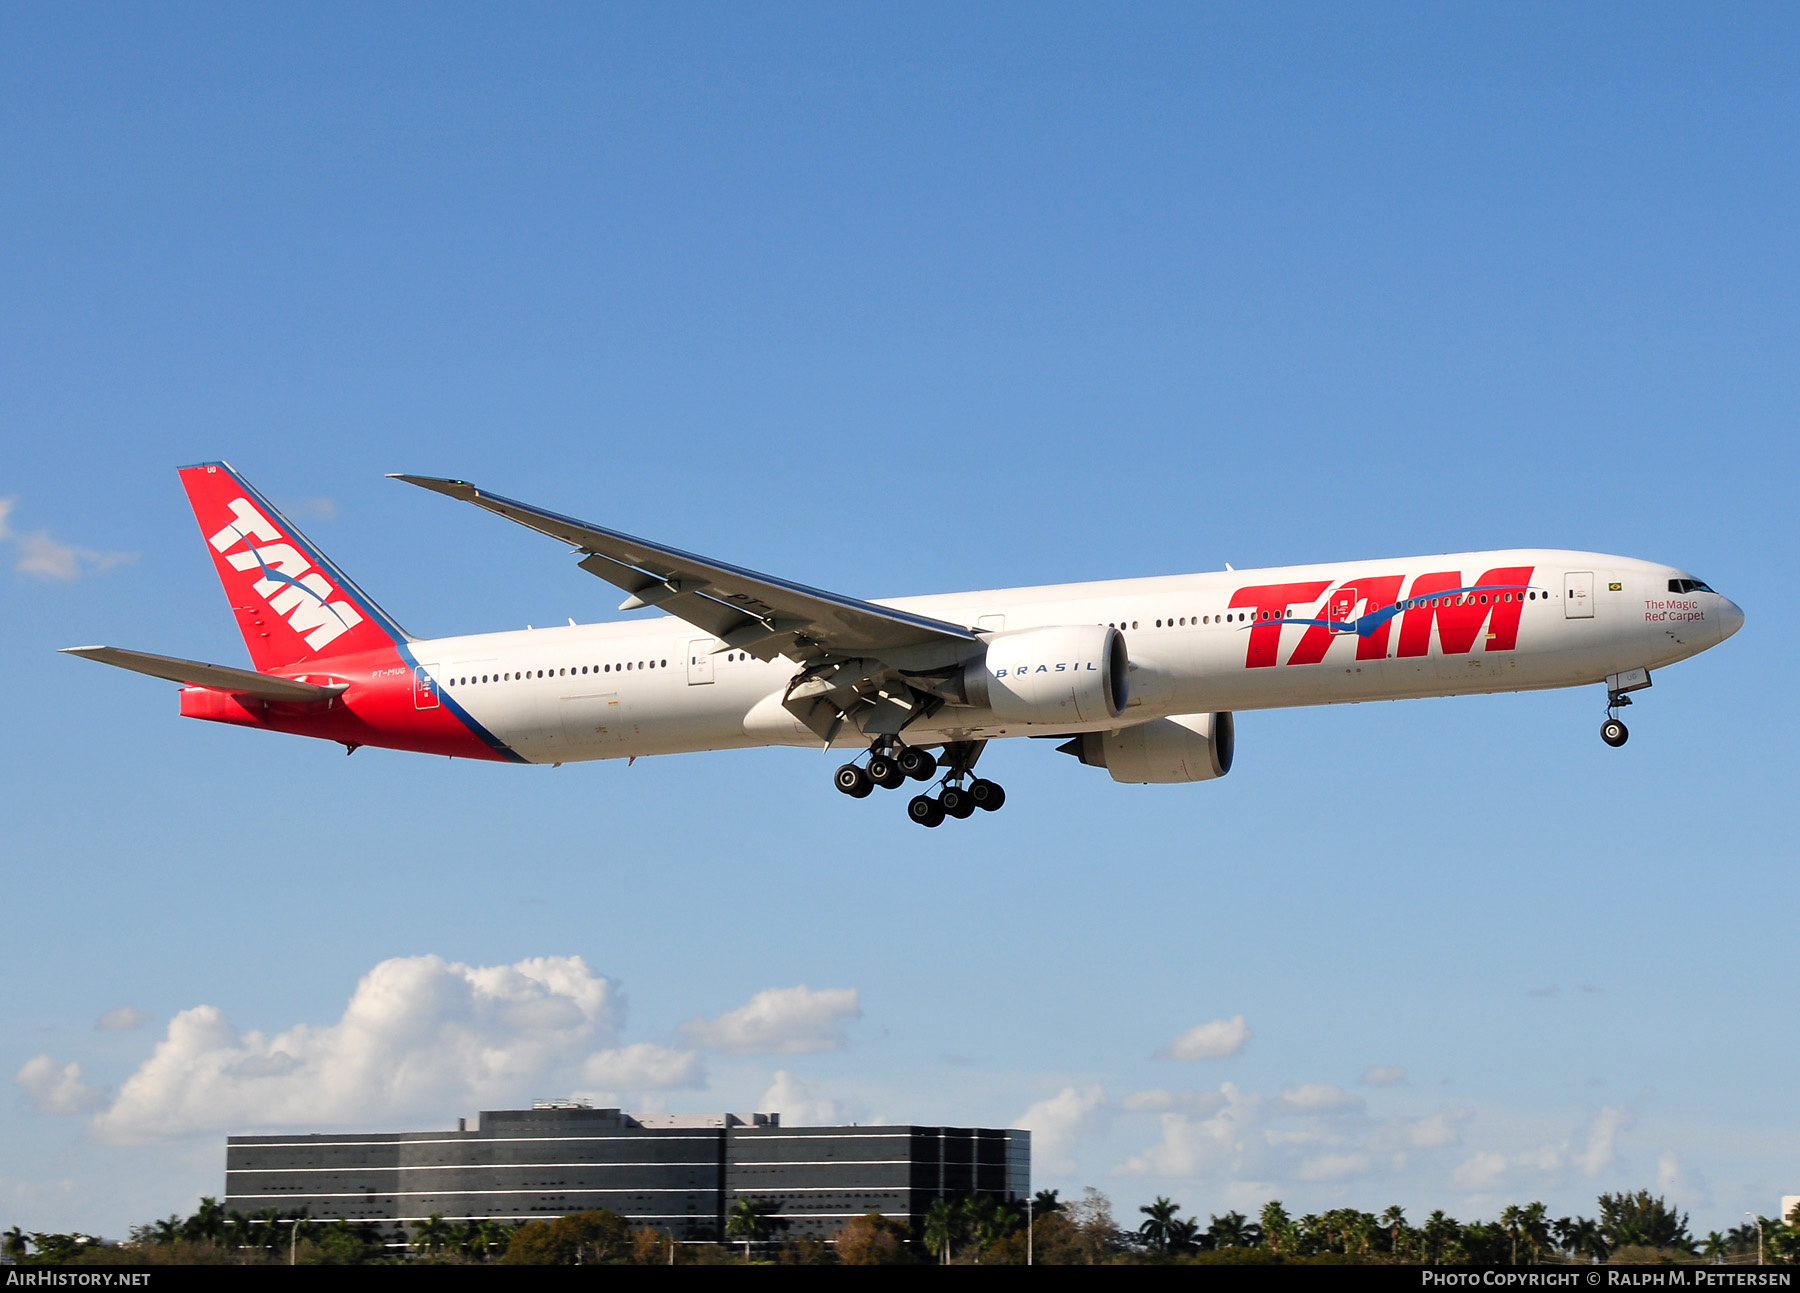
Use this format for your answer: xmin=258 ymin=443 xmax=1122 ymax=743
xmin=223 ymin=1102 xmax=1029 ymax=1241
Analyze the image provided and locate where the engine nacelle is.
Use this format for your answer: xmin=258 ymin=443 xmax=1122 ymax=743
xmin=961 ymin=625 xmax=1128 ymax=725
xmin=1063 ymin=712 xmax=1235 ymax=783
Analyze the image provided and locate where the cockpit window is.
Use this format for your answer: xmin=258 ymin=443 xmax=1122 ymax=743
xmin=1668 ymin=578 xmax=1715 ymax=594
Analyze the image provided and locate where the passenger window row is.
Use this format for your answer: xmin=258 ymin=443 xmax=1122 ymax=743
xmin=446 ymin=659 xmax=669 ymax=688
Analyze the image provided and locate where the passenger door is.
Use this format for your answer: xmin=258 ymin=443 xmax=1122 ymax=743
xmin=686 ymin=639 xmax=715 ymax=685
xmin=1564 ymin=571 xmax=1594 ymax=619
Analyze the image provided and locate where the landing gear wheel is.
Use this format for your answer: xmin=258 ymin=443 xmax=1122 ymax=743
xmin=898 ymin=747 xmax=939 ymax=781
xmin=969 ymin=779 xmax=1006 ymax=811
xmin=938 ymin=785 xmax=976 ymax=819
xmin=1600 ymin=718 xmax=1629 ymax=748
xmin=907 ymin=794 xmax=946 ymax=827
xmin=834 ymin=764 xmax=873 ymax=797
xmin=867 ymin=754 xmax=906 ymax=790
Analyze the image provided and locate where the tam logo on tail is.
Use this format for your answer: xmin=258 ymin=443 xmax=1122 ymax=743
xmin=180 ymin=462 xmax=403 ymax=672
xmin=206 ymin=497 xmax=365 ymax=650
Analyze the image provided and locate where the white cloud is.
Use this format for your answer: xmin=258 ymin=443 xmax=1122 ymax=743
xmin=1453 ymin=1149 xmax=1510 ymax=1190
xmin=15 ymin=1056 xmax=106 ymax=1114
xmin=1115 ymin=1081 xmax=1469 ymax=1187
xmin=14 ymin=532 xmax=136 ymax=580
xmin=278 ymin=496 xmax=338 ymax=522
xmin=1655 ymin=1151 xmax=1710 ymax=1207
xmin=1358 ymin=1065 xmax=1407 ymax=1087
xmin=1447 ymin=1106 xmax=1633 ymax=1195
xmin=1270 ymin=1083 xmax=1363 ymax=1115
xmin=1121 ymin=1089 xmax=1227 ymax=1115
xmin=96 ymin=1007 xmax=148 ymax=1033
xmin=0 ymin=496 xmax=136 ymax=579
xmin=1366 ymin=1109 xmax=1471 ymax=1153
xmin=1118 ymin=1084 xmax=1265 ymax=1179
xmin=758 ymin=1070 xmax=850 ymax=1127
xmin=1017 ymin=1085 xmax=1108 ymax=1176
xmin=1156 ymin=1015 xmax=1251 ymax=1061
xmin=1657 ymin=1151 xmax=1680 ymax=1191
xmin=680 ymin=985 xmax=860 ymax=1056
xmin=579 ymin=1043 xmax=703 ymax=1092
xmin=88 ymin=954 xmax=622 ymax=1143
xmin=1576 ymin=1105 xmax=1632 ymax=1176
xmin=1296 ymin=1152 xmax=1372 ymax=1182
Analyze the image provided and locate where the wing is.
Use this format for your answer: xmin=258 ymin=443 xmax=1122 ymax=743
xmin=62 ymin=646 xmax=348 ymax=703
xmin=390 ymin=475 xmax=981 ymax=660
xmin=392 ymin=474 xmax=985 ymax=740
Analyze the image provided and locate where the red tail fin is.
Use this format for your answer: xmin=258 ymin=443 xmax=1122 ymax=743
xmin=178 ymin=462 xmax=408 ymax=672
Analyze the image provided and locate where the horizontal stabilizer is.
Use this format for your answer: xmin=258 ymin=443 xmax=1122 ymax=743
xmin=60 ymin=646 xmax=348 ymax=702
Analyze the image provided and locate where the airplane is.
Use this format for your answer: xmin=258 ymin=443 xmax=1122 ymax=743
xmin=64 ymin=462 xmax=1744 ymax=827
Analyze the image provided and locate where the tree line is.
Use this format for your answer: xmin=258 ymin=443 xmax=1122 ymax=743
xmin=4 ymin=1189 xmax=1796 ymax=1265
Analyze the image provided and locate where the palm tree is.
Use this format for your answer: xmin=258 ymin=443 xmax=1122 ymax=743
xmin=1167 ymin=1217 xmax=1201 ymax=1254
xmin=1208 ymin=1210 xmax=1251 ymax=1249
xmin=1702 ymin=1231 xmax=1728 ymax=1263
xmin=1260 ymin=1201 xmax=1294 ymax=1255
xmin=1379 ymin=1205 xmax=1407 ymax=1254
xmin=224 ymin=1210 xmax=254 ymax=1250
xmin=475 ymin=1220 xmax=510 ymax=1262
xmin=976 ymin=1200 xmax=1020 ymax=1250
xmin=923 ymin=1198 xmax=959 ymax=1264
xmin=412 ymin=1212 xmax=450 ymax=1257
xmin=184 ymin=1197 xmax=226 ymax=1245
xmin=1138 ymin=1196 xmax=1182 ymax=1254
xmin=1341 ymin=1212 xmax=1375 ymax=1257
xmin=1423 ymin=1209 xmax=1458 ymax=1263
xmin=1568 ymin=1217 xmax=1608 ymax=1264
xmin=725 ymin=1197 xmax=781 ymax=1260
xmin=1520 ymin=1202 xmax=1549 ymax=1263
xmin=2 ymin=1227 xmax=26 ymax=1262
xmin=1501 ymin=1204 xmax=1524 ymax=1263
xmin=1032 ymin=1189 xmax=1063 ymax=1217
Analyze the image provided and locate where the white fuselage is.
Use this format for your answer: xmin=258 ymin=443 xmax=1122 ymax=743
xmin=415 ymin=549 xmax=1740 ymax=765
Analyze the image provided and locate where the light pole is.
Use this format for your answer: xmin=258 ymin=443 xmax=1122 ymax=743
xmin=1026 ymin=1195 xmax=1034 ymax=1267
xmin=1745 ymin=1213 xmax=1763 ymax=1266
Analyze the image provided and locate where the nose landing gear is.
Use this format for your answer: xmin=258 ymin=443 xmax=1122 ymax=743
xmin=1599 ymin=669 xmax=1651 ymax=748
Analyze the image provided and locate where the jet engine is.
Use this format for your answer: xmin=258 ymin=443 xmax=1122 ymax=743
xmin=957 ymin=624 xmax=1128 ymax=725
xmin=1060 ymin=712 xmax=1235 ymax=783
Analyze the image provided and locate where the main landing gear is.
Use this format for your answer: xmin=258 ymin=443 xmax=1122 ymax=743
xmin=834 ymin=739 xmax=1005 ymax=827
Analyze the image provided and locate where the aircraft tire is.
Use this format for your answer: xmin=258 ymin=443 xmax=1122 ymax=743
xmin=970 ymin=779 xmax=1006 ymax=811
xmin=867 ymin=755 xmax=906 ymax=789
xmin=835 ymin=764 xmax=873 ymax=797
xmin=898 ymin=747 xmax=938 ymax=780
xmin=908 ymin=794 xmax=945 ymax=827
xmin=939 ymin=786 xmax=976 ymax=819
xmin=1600 ymin=719 xmax=1629 ymax=748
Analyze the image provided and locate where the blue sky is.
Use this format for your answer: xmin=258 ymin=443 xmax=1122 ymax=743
xmin=2 ymin=3 xmax=1795 ymax=1239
